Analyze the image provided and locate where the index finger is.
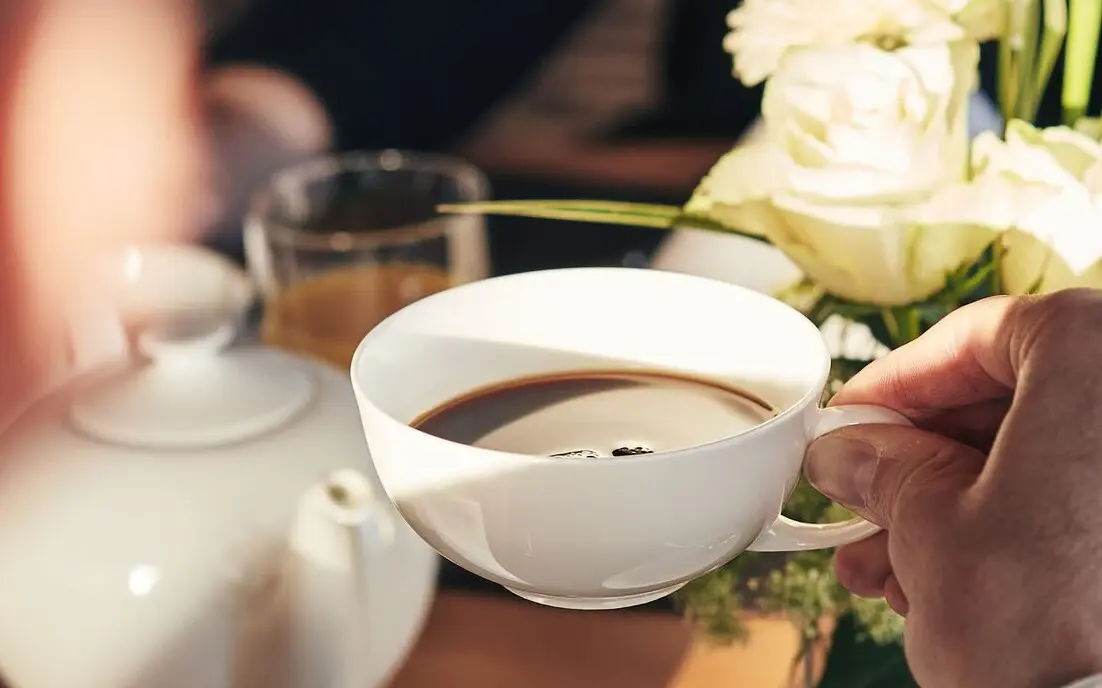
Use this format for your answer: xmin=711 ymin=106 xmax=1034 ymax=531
xmin=829 ymin=295 xmax=1032 ymax=420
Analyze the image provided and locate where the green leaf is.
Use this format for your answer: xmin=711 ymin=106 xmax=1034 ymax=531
xmin=849 ymin=598 xmax=906 ymax=646
xmin=818 ymin=614 xmax=917 ymax=688
xmin=672 ymin=558 xmax=753 ymax=644
xmin=759 ymin=552 xmax=849 ymax=631
xmin=783 ymin=479 xmax=837 ymax=524
xmin=835 ymin=246 xmax=1001 ymax=349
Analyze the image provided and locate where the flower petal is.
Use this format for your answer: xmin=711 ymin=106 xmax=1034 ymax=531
xmin=723 ymin=0 xmax=985 ymax=85
xmin=975 ymin=123 xmax=1084 ymax=188
xmin=1035 ymin=126 xmax=1102 ymax=179
xmin=939 ymin=0 xmax=1003 ymax=41
xmin=1016 ymin=189 xmax=1102 ymax=274
xmin=911 ymin=173 xmax=1057 ymax=230
xmin=1001 ymin=228 xmax=1102 ymax=294
xmin=772 ymin=193 xmax=997 ymax=304
xmin=685 ymin=143 xmax=792 ymax=237
xmin=770 ymin=195 xmax=911 ymax=304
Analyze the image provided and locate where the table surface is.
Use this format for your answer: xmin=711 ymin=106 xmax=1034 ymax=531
xmin=387 ymin=590 xmax=819 ymax=688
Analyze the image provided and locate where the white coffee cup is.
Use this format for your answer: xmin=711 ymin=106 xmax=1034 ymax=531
xmin=351 ymin=268 xmax=907 ymax=610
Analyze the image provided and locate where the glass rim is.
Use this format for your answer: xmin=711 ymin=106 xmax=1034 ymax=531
xmin=246 ymin=149 xmax=490 ymax=252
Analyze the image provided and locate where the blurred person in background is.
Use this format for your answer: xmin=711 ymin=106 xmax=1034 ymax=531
xmin=0 ymin=0 xmax=758 ymax=465
xmin=1 ymin=2 xmax=199 ymax=424
xmin=202 ymin=0 xmax=1023 ymax=271
xmin=203 ymin=0 xmax=770 ymax=271
xmin=0 ymin=1 xmax=331 ymax=426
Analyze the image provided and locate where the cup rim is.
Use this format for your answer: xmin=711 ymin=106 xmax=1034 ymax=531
xmin=351 ymin=267 xmax=832 ymax=464
xmin=246 ymin=149 xmax=490 ymax=252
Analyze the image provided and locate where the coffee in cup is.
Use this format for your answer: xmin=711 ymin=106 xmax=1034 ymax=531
xmin=412 ymin=369 xmax=777 ymax=458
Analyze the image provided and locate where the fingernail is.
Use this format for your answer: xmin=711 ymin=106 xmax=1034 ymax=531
xmin=805 ymin=435 xmax=877 ymax=509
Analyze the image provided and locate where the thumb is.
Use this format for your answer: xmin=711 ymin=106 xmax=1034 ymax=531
xmin=804 ymin=424 xmax=985 ymax=530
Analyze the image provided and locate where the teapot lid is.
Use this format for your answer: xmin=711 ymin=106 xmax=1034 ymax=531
xmin=69 ymin=314 xmax=316 ymax=449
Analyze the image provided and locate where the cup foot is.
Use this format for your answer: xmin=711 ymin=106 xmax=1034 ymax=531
xmin=505 ymin=584 xmax=687 ymax=610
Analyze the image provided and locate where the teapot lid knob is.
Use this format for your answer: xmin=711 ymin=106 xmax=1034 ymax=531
xmin=69 ymin=314 xmax=317 ymax=450
xmin=136 ymin=314 xmax=237 ymax=362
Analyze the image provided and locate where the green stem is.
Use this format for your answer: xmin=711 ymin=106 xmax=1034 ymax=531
xmin=881 ymin=308 xmax=903 ymax=346
xmin=1064 ymin=0 xmax=1102 ymax=126
xmin=788 ymin=631 xmax=814 ymax=688
xmin=437 ymin=200 xmax=770 ymax=244
xmin=1034 ymin=0 xmax=1069 ymax=111
xmin=904 ymin=307 xmax=922 ymax=345
xmin=677 ymin=213 xmax=766 ymax=239
xmin=998 ymin=6 xmax=1019 ymax=127
xmin=801 ymin=627 xmax=821 ymax=688
xmin=991 ymin=238 xmax=1004 ymax=295
xmin=1016 ymin=0 xmax=1041 ymax=120
xmin=807 ymin=296 xmax=836 ymax=329
xmin=452 ymin=199 xmax=685 ymax=215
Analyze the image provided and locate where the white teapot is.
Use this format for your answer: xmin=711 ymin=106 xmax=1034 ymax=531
xmin=0 ymin=246 xmax=437 ymax=688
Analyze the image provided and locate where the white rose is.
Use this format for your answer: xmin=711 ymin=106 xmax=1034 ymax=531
xmin=688 ymin=41 xmax=992 ymax=306
xmin=927 ymin=0 xmax=1005 ymax=41
xmin=917 ymin=120 xmax=1102 ymax=293
xmin=724 ymin=0 xmax=999 ymax=86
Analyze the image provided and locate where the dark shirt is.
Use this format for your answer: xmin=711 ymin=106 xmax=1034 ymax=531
xmin=209 ymin=0 xmax=1102 ymax=149
xmin=208 ymin=0 xmax=1100 ymax=273
xmin=206 ymin=0 xmax=767 ymax=273
xmin=208 ymin=0 xmax=602 ymax=151
xmin=206 ymin=0 xmax=771 ymax=151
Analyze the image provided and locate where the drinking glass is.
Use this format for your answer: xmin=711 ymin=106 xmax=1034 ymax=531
xmin=245 ymin=150 xmax=490 ymax=369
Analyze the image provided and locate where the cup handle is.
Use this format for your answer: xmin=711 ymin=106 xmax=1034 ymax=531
xmin=747 ymin=404 xmax=912 ymax=552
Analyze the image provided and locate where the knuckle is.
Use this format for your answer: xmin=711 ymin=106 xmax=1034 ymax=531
xmin=834 ymin=538 xmax=891 ymax=597
xmin=1018 ymin=290 xmax=1102 ymax=361
xmin=1035 ymin=287 xmax=1102 ymax=318
xmin=868 ymin=430 xmax=979 ymax=538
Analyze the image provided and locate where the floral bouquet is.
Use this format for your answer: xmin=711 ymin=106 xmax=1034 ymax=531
xmin=441 ymin=0 xmax=1102 ymax=682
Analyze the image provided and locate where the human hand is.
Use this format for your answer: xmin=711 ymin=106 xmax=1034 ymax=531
xmin=805 ymin=290 xmax=1102 ymax=688
xmin=0 ymin=1 xmax=328 ymax=425
xmin=0 ymin=1 xmax=203 ymax=418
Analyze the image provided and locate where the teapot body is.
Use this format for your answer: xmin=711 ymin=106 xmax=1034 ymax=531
xmin=0 ymin=357 xmax=437 ymax=688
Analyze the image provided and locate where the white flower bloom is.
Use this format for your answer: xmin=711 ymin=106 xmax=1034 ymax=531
xmin=917 ymin=121 xmax=1102 ymax=293
xmin=936 ymin=0 xmax=1005 ymax=40
xmin=688 ymin=41 xmax=988 ymax=305
xmin=725 ymin=0 xmax=999 ymax=86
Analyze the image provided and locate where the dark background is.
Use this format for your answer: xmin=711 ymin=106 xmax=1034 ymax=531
xmin=206 ymin=0 xmax=1099 ymax=276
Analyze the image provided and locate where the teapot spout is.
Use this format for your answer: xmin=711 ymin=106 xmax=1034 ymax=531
xmin=284 ymin=469 xmax=393 ymax=688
